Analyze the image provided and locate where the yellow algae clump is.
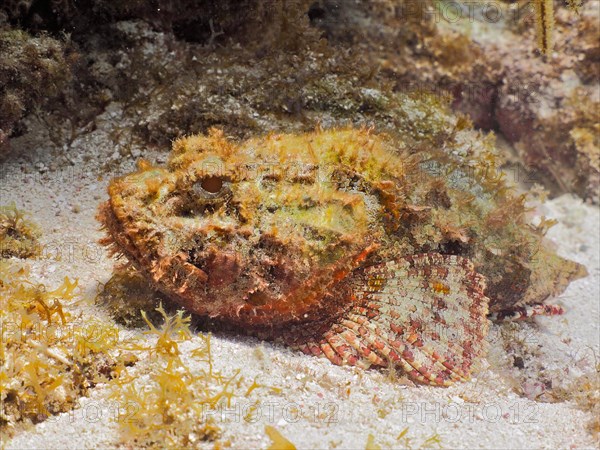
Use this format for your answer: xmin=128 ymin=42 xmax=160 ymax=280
xmin=365 ymin=433 xmax=382 ymax=450
xmin=0 ymin=261 xmax=128 ymax=438
xmin=107 ymin=305 xmax=277 ymax=448
xmin=265 ymin=425 xmax=297 ymax=450
xmin=0 ymin=204 xmax=41 ymax=259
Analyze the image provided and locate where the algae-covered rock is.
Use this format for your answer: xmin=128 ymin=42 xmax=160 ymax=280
xmin=0 ymin=29 xmax=74 ymax=157
xmin=2 ymin=0 xmax=597 ymax=201
xmin=0 ymin=204 xmax=41 ymax=258
xmin=1 ymin=0 xmax=313 ymax=47
xmin=492 ymin=4 xmax=600 ymax=203
xmin=96 ymin=265 xmax=167 ymax=327
xmin=309 ymin=1 xmax=599 ymax=201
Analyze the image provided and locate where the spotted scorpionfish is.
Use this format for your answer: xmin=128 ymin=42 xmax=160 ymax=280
xmin=98 ymin=128 xmax=586 ymax=386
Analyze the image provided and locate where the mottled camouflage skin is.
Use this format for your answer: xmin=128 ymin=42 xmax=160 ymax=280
xmin=98 ymin=128 xmax=585 ymax=385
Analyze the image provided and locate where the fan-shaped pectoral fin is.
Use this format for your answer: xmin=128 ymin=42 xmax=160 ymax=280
xmin=295 ymin=253 xmax=491 ymax=386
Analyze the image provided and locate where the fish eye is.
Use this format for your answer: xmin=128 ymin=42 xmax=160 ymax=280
xmin=200 ymin=176 xmax=223 ymax=193
xmin=191 ymin=176 xmax=232 ymax=206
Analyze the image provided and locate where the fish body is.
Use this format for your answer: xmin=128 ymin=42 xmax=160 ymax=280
xmin=98 ymin=128 xmax=585 ymax=385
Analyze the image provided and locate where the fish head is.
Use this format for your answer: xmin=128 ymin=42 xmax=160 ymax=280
xmin=97 ymin=128 xmax=400 ymax=327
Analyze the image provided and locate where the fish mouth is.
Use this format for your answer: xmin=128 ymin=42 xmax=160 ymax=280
xmin=97 ymin=191 xmax=378 ymax=330
xmin=97 ymin=200 xmax=197 ymax=282
xmin=97 ymin=199 xmax=214 ymax=311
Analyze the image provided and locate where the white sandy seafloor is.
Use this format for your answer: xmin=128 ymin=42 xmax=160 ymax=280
xmin=1 ymin=110 xmax=599 ymax=449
